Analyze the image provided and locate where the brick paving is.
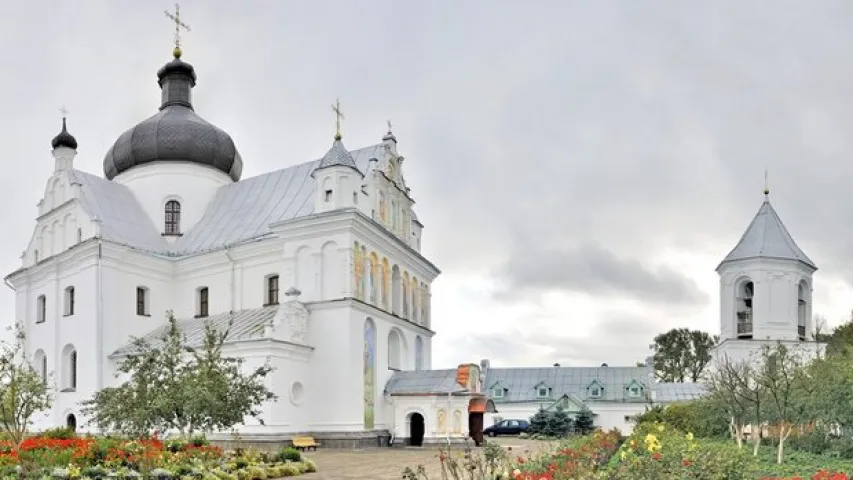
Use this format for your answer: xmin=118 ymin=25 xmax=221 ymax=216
xmin=300 ymin=438 xmax=544 ymax=480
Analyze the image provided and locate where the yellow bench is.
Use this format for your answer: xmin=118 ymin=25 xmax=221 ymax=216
xmin=292 ymin=436 xmax=320 ymax=451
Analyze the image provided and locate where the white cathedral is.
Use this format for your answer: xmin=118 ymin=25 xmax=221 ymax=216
xmin=3 ymin=43 xmax=827 ymax=448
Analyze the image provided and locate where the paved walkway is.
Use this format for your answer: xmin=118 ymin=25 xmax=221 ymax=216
xmin=301 ymin=438 xmax=544 ymax=480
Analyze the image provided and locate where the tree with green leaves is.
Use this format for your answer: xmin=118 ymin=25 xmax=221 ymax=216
xmin=545 ymin=405 xmax=572 ymax=437
xmin=0 ymin=323 xmax=53 ymax=446
xmin=573 ymin=408 xmax=594 ymax=435
xmin=651 ymin=328 xmax=718 ymax=382
xmin=822 ymin=311 xmax=853 ymax=357
xmin=83 ymin=312 xmax=276 ymax=437
xmin=754 ymin=343 xmax=816 ymax=465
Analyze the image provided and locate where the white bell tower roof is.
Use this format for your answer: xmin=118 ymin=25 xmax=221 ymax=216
xmin=718 ymin=194 xmax=816 ymax=271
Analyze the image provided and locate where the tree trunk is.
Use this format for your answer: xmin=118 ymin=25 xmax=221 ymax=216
xmin=776 ymin=425 xmax=788 ymax=464
xmin=752 ymin=428 xmax=761 ymax=456
xmin=731 ymin=419 xmax=744 ymax=449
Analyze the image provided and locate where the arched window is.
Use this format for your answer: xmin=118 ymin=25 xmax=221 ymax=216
xmin=164 ymin=200 xmax=181 ymax=235
xmin=266 ymin=275 xmax=280 ymax=305
xmin=388 ymin=329 xmax=403 ymax=370
xmin=197 ymin=287 xmax=209 ymax=317
xmin=798 ymin=281 xmax=808 ymax=339
xmin=391 ymin=266 xmax=402 ymax=315
xmin=136 ymin=286 xmax=150 ymax=316
xmin=36 ymin=295 xmax=46 ymax=324
xmin=63 ymin=286 xmax=75 ymax=316
xmin=62 ymin=345 xmax=77 ymax=391
xmin=34 ymin=350 xmax=47 ymax=384
xmin=736 ymin=280 xmax=754 ymax=338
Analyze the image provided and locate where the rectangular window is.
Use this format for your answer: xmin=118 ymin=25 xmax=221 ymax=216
xmin=64 ymin=287 xmax=75 ymax=316
xmin=492 ymin=388 xmax=504 ymax=398
xmin=537 ymin=387 xmax=549 ymax=398
xmin=629 ymin=386 xmax=641 ymax=397
xmin=136 ymin=287 xmax=149 ymax=316
xmin=36 ymin=295 xmax=46 ymax=324
xmin=324 ymin=190 xmax=333 ymax=202
xmin=267 ymin=275 xmax=279 ymax=305
xmin=591 ymin=387 xmax=601 ymax=397
xmin=198 ymin=287 xmax=209 ymax=317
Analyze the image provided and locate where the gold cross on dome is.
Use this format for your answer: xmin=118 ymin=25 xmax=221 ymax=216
xmin=164 ymin=3 xmax=191 ymax=58
xmin=332 ymin=98 xmax=345 ymax=140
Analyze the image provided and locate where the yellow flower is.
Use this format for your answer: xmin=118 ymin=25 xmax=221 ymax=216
xmin=685 ymin=432 xmax=694 ymax=441
xmin=620 ymin=451 xmax=627 ymax=461
xmin=657 ymin=424 xmax=664 ymax=432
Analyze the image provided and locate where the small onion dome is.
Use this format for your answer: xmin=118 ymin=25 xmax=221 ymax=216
xmin=51 ymin=117 xmax=78 ymax=150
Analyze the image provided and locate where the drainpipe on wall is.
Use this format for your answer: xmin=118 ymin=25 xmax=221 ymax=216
xmin=224 ymin=247 xmax=235 ymax=313
xmin=96 ymin=238 xmax=104 ymax=390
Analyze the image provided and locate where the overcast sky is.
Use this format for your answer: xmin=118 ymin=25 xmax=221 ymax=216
xmin=2 ymin=0 xmax=853 ymax=370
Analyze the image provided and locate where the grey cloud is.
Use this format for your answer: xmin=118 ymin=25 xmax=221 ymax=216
xmin=496 ymin=243 xmax=708 ymax=306
xmin=437 ymin=311 xmax=668 ymax=369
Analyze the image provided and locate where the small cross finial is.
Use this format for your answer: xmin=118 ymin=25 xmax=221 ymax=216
xmin=332 ymin=98 xmax=345 ymax=140
xmin=164 ymin=3 xmax=191 ymax=59
xmin=386 ymin=119 xmax=393 ymax=133
xmin=59 ymin=106 xmax=68 ymax=119
xmin=763 ymin=168 xmax=770 ymax=196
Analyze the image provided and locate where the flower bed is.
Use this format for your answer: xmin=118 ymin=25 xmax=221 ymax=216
xmin=510 ymin=429 xmax=621 ymax=479
xmin=0 ymin=433 xmax=316 ymax=479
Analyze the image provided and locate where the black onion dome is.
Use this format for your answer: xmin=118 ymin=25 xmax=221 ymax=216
xmin=103 ymin=58 xmax=242 ymax=181
xmin=51 ymin=117 xmax=78 ymax=150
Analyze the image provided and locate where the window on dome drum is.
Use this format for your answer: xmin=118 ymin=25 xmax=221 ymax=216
xmin=324 ymin=190 xmax=333 ymax=202
xmin=266 ymin=275 xmax=280 ymax=306
xmin=197 ymin=287 xmax=209 ymax=317
xmin=352 ymin=192 xmax=358 ymax=205
xmin=36 ymin=295 xmax=46 ymax=324
xmin=736 ymin=280 xmax=754 ymax=339
xmin=164 ymin=200 xmax=181 ymax=235
xmin=136 ymin=287 xmax=150 ymax=316
xmin=63 ymin=286 xmax=75 ymax=316
xmin=76 ymin=228 xmax=82 ymax=243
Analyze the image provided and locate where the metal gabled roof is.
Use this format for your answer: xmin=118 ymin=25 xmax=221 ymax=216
xmin=719 ymin=197 xmax=816 ymax=270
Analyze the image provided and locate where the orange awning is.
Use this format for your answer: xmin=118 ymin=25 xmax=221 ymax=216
xmin=468 ymin=397 xmax=486 ymax=413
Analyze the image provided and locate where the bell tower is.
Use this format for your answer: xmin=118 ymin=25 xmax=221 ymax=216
xmin=713 ymin=187 xmax=823 ymax=363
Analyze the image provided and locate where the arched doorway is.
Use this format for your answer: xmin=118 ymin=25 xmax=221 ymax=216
xmin=408 ymin=413 xmax=425 ymax=446
xmin=66 ymin=414 xmax=76 ymax=431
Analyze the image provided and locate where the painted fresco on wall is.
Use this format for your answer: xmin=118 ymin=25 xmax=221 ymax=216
xmin=453 ymin=410 xmax=462 ymax=434
xmin=361 ymin=247 xmax=368 ymax=300
xmin=363 ymin=319 xmax=376 ymax=429
xmin=381 ymin=259 xmax=390 ymax=309
xmin=437 ymin=409 xmax=446 ymax=433
xmin=415 ymin=336 xmax=423 ymax=371
xmin=369 ymin=255 xmax=378 ymax=304
xmin=353 ymin=243 xmax=364 ymax=300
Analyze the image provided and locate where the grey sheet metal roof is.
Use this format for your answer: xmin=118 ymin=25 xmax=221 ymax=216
xmin=71 ymin=143 xmax=384 ymax=257
xmin=486 ymin=366 xmax=653 ymax=403
xmin=314 ymin=138 xmax=361 ymax=174
xmin=385 ymin=369 xmax=468 ymax=395
xmin=654 ymin=382 xmax=707 ymax=402
xmin=719 ymin=197 xmax=816 ymax=269
xmin=111 ymin=305 xmax=278 ymax=356
xmin=69 ymin=170 xmax=170 ymax=253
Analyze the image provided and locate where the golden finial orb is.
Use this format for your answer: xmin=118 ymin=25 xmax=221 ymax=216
xmin=173 ymin=46 xmax=183 ymax=59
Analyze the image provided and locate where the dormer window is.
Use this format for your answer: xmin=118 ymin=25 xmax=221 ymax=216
xmin=587 ymin=380 xmax=605 ymax=399
xmin=537 ymin=387 xmax=550 ymax=398
xmin=629 ymin=386 xmax=641 ymax=397
xmin=625 ymin=380 xmax=644 ymax=398
xmin=492 ymin=387 xmax=505 ymax=398
xmin=164 ymin=200 xmax=181 ymax=235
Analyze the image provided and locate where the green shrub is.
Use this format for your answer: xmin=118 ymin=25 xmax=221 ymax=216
xmin=189 ymin=435 xmax=209 ymax=447
xmin=40 ymin=427 xmax=76 ymax=440
xmin=277 ymin=447 xmax=301 ymax=463
xmin=280 ymin=464 xmax=300 ymax=476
